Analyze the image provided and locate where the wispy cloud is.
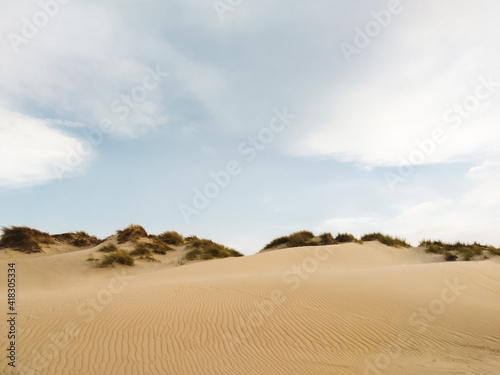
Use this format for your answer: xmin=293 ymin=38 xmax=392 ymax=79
xmin=321 ymin=183 xmax=500 ymax=247
xmin=287 ymin=0 xmax=500 ymax=168
xmin=0 ymin=107 xmax=91 ymax=188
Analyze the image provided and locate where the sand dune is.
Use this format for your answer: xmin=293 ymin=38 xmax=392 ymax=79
xmin=1 ymin=241 xmax=499 ymax=374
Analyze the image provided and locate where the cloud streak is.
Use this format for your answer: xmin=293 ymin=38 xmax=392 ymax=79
xmin=287 ymin=0 xmax=500 ymax=168
xmin=0 ymin=107 xmax=91 ymax=188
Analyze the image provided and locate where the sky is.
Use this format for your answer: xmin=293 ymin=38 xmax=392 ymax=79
xmin=1 ymin=0 xmax=499 ymax=255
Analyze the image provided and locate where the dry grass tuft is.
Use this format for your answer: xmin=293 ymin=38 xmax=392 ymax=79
xmin=116 ymin=224 xmax=148 ymax=243
xmin=0 ymin=226 xmax=55 ymax=253
xmin=158 ymin=231 xmax=184 ymax=246
xmin=99 ymin=250 xmax=134 ymax=267
xmin=53 ymin=231 xmax=101 ymax=247
xmin=361 ymin=233 xmax=410 ymax=248
xmin=184 ymin=237 xmax=243 ymax=261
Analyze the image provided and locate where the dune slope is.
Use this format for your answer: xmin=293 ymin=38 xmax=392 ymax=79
xmin=1 ymin=242 xmax=499 ymax=374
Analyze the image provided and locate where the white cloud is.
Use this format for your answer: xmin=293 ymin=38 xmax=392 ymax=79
xmin=0 ymin=1 xmax=230 ymax=138
xmin=466 ymin=160 xmax=500 ymax=179
xmin=463 ymin=160 xmax=500 ymax=207
xmin=287 ymin=0 xmax=500 ymax=168
xmin=320 ymin=194 xmax=500 ymax=247
xmin=0 ymin=107 xmax=90 ymax=188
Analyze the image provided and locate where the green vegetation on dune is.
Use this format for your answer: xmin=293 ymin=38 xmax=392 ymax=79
xmin=129 ymin=243 xmax=160 ymax=262
xmin=0 ymin=226 xmax=55 ymax=253
xmin=262 ymin=235 xmax=290 ymax=250
xmin=318 ymin=232 xmax=336 ymax=245
xmin=444 ymin=251 xmax=458 ymax=261
xmin=2 ymin=225 xmax=499 ymax=265
xmin=149 ymin=239 xmax=174 ymax=255
xmin=420 ymin=240 xmax=499 ymax=261
xmin=116 ymin=224 xmax=148 ymax=243
xmin=261 ymin=231 xmax=362 ymax=251
xmin=157 ymin=231 xmax=184 ymax=246
xmin=131 ymin=240 xmax=172 ymax=257
xmin=287 ymin=231 xmax=316 ymax=247
xmin=260 ymin=231 xmax=498 ymax=261
xmin=98 ymin=243 xmax=119 ymax=253
xmin=53 ymin=231 xmax=101 ymax=247
xmin=0 ymin=226 xmax=101 ymax=253
xmin=96 ymin=240 xmax=171 ymax=266
xmin=99 ymin=250 xmax=135 ymax=267
xmin=361 ymin=233 xmax=410 ymax=248
xmin=130 ymin=243 xmax=151 ymax=257
xmin=489 ymin=247 xmax=500 ymax=256
xmin=334 ymin=233 xmax=362 ymax=244
xmin=184 ymin=237 xmax=243 ymax=261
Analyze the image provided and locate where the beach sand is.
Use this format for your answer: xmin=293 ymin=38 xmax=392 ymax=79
xmin=1 ymin=241 xmax=499 ymax=374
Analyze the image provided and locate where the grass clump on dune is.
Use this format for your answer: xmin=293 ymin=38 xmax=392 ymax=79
xmin=489 ymin=247 xmax=500 ymax=256
xmin=334 ymin=233 xmax=362 ymax=244
xmin=158 ymin=231 xmax=184 ymax=246
xmin=99 ymin=250 xmax=134 ymax=267
xmin=287 ymin=231 xmax=316 ymax=248
xmin=130 ymin=243 xmax=159 ymax=262
xmin=98 ymin=243 xmax=119 ymax=253
xmin=261 ymin=230 xmax=318 ymax=251
xmin=0 ymin=226 xmax=100 ymax=254
xmin=184 ymin=248 xmax=202 ymax=261
xmin=262 ymin=235 xmax=290 ymax=250
xmin=261 ymin=231 xmax=363 ymax=251
xmin=318 ymin=232 xmax=336 ymax=245
xmin=131 ymin=240 xmax=171 ymax=259
xmin=184 ymin=238 xmax=243 ymax=261
xmin=149 ymin=239 xmax=173 ymax=255
xmin=420 ymin=240 xmax=499 ymax=261
xmin=444 ymin=251 xmax=458 ymax=261
xmin=361 ymin=233 xmax=410 ymax=248
xmin=130 ymin=243 xmax=151 ymax=257
xmin=0 ymin=226 xmax=54 ymax=253
xmin=53 ymin=231 xmax=101 ymax=247
xmin=86 ymin=254 xmax=99 ymax=262
xmin=116 ymin=224 xmax=148 ymax=243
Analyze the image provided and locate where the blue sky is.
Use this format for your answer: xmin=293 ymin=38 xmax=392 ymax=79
xmin=1 ymin=0 xmax=499 ymax=254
